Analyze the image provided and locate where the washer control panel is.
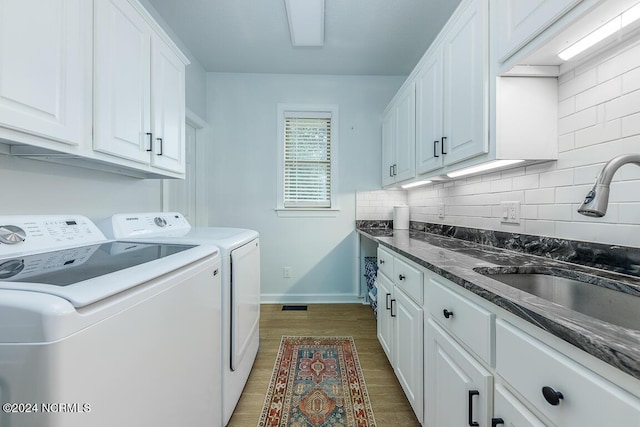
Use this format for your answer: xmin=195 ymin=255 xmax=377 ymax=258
xmin=102 ymin=212 xmax=191 ymax=239
xmin=0 ymin=215 xmax=107 ymax=257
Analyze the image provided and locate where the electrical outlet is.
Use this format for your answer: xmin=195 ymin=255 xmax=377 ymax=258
xmin=283 ymin=267 xmax=291 ymax=278
xmin=438 ymin=203 xmax=445 ymax=219
xmin=500 ymin=201 xmax=520 ymax=224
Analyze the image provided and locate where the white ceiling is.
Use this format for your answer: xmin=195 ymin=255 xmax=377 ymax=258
xmin=147 ymin=0 xmax=463 ymax=75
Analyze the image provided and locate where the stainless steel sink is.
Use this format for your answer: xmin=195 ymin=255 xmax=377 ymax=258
xmin=473 ymin=266 xmax=640 ymax=330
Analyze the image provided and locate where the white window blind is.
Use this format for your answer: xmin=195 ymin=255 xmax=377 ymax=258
xmin=283 ymin=113 xmax=332 ymax=208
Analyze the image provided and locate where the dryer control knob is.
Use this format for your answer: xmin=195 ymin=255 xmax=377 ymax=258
xmin=0 ymin=225 xmax=26 ymax=245
xmin=154 ymin=217 xmax=167 ymax=227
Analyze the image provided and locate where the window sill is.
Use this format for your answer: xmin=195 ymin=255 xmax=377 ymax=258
xmin=275 ymin=208 xmax=340 ymax=218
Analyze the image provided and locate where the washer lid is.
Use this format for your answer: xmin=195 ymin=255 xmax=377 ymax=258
xmin=0 ymin=241 xmax=218 ymax=308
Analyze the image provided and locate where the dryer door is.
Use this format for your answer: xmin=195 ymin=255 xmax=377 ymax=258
xmin=230 ymin=238 xmax=260 ymax=370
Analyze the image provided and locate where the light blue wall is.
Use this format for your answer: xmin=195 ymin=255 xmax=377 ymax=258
xmin=206 ymin=73 xmax=404 ymax=302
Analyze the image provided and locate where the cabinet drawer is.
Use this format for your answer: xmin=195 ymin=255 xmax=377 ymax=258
xmin=377 ymin=247 xmax=394 ymax=279
xmin=426 ymin=275 xmax=493 ymax=364
xmin=496 ymin=320 xmax=640 ymax=426
xmin=393 ymin=257 xmax=423 ymax=304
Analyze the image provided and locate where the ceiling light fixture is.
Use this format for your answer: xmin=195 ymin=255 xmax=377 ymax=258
xmin=401 ymin=180 xmax=433 ymax=189
xmin=446 ymin=160 xmax=524 ymax=179
xmin=558 ymin=2 xmax=640 ymax=61
xmin=284 ymin=0 xmax=325 ymax=47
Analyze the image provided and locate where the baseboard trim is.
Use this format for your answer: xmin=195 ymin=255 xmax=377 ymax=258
xmin=261 ymin=293 xmax=363 ymax=304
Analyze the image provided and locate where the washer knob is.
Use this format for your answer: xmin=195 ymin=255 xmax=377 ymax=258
xmin=0 ymin=259 xmax=25 ymax=279
xmin=154 ymin=217 xmax=167 ymax=227
xmin=0 ymin=225 xmax=26 ymax=245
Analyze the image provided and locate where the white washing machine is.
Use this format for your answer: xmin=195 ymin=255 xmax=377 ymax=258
xmin=0 ymin=215 xmax=222 ymax=427
xmin=99 ymin=212 xmax=260 ymax=426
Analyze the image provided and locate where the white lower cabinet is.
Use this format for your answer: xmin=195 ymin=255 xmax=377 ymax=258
xmin=493 ymin=383 xmax=546 ymax=427
xmin=496 ymin=319 xmax=640 ymax=426
xmin=376 ymin=272 xmax=394 ymax=360
xmin=425 ymin=319 xmax=493 ymax=427
xmin=376 ymin=247 xmax=423 ymax=423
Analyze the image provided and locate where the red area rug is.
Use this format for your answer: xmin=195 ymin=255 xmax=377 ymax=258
xmin=258 ymin=336 xmax=377 ymax=427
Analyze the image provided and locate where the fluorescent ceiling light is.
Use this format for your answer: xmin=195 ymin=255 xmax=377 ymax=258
xmin=284 ymin=0 xmax=325 ymax=46
xmin=558 ymin=2 xmax=640 ymax=61
xmin=447 ymin=160 xmax=524 ymax=179
xmin=401 ymin=180 xmax=432 ymax=189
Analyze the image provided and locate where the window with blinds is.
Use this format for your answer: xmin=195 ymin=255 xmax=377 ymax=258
xmin=283 ymin=112 xmax=333 ymax=208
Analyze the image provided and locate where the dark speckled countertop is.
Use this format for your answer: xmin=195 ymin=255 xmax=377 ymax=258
xmin=358 ymin=227 xmax=640 ymax=381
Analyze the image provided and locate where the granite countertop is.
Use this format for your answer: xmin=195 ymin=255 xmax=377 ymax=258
xmin=358 ymin=227 xmax=640 ymax=381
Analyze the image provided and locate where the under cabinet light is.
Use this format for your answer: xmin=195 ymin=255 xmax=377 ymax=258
xmin=401 ymin=180 xmax=432 ymax=189
xmin=284 ymin=0 xmax=325 ymax=46
xmin=558 ymin=2 xmax=640 ymax=61
xmin=446 ymin=160 xmax=524 ymax=179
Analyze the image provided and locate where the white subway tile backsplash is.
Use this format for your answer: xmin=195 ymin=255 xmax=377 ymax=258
xmin=559 ymin=107 xmax=598 ymax=135
xmin=618 ymin=203 xmax=640 ymax=224
xmin=558 ymin=133 xmax=575 ymax=152
xmin=512 ymin=174 xmax=539 ymax=190
xmin=604 ymin=89 xmax=640 ymax=120
xmin=525 ymin=220 xmax=555 ymax=237
xmin=538 ymin=169 xmax=574 ymax=188
xmin=597 ymin=43 xmax=640 ymax=82
xmin=573 ymin=164 xmax=603 ymax=185
xmin=574 ymin=119 xmax=621 ymax=148
xmin=621 ymin=112 xmax=640 ymax=137
xmin=525 ymin=188 xmax=555 ymax=204
xmin=558 ymin=68 xmax=597 ymax=100
xmin=490 ymin=178 xmax=512 ymax=193
xmin=575 ymin=77 xmax=621 ymax=111
xmin=364 ymin=38 xmax=640 ymax=248
xmin=622 ymin=67 xmax=640 ymax=93
xmin=558 ymin=97 xmax=576 ymax=118
xmin=538 ymin=204 xmax=573 ymax=221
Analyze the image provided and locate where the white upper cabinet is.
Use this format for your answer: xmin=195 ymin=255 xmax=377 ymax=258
xmin=495 ymin=0 xmax=583 ymax=63
xmin=0 ymin=0 xmax=188 ymax=178
xmin=441 ymin=0 xmax=488 ymax=165
xmin=381 ymin=108 xmax=395 ymax=187
xmin=0 ymin=0 xmax=91 ymax=146
xmin=94 ymin=0 xmax=186 ymax=174
xmin=416 ymin=0 xmax=488 ymax=174
xmin=150 ymin=38 xmax=186 ymax=173
xmin=415 ymin=49 xmax=444 ymax=175
xmin=94 ymin=0 xmax=152 ymax=164
xmin=381 ymin=83 xmax=415 ymax=187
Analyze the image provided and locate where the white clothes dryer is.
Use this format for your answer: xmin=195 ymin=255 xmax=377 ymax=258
xmin=0 ymin=215 xmax=222 ymax=427
xmin=99 ymin=212 xmax=260 ymax=426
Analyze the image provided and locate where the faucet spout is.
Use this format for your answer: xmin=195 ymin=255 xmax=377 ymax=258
xmin=577 ymin=154 xmax=640 ymax=217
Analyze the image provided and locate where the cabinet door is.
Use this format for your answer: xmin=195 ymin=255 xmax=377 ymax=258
xmin=0 ymin=0 xmax=90 ymax=146
xmin=150 ymin=36 xmax=186 ymax=173
xmin=381 ymin=108 xmax=395 ymax=187
xmin=376 ymin=273 xmax=394 ymax=363
xmin=393 ymin=83 xmax=416 ymax=183
xmin=496 ymin=0 xmax=582 ymax=62
xmin=442 ymin=0 xmax=488 ymax=166
xmin=425 ymin=319 xmax=492 ymax=427
xmin=94 ymin=0 xmax=152 ymax=164
xmin=493 ymin=383 xmax=546 ymax=427
xmin=394 ymin=289 xmax=423 ymax=423
xmin=415 ymin=48 xmax=444 ymax=175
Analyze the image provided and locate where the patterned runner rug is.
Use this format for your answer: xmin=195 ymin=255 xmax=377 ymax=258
xmin=258 ymin=336 xmax=377 ymax=427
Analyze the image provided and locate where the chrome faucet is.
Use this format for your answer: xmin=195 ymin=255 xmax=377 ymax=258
xmin=577 ymin=154 xmax=640 ymax=217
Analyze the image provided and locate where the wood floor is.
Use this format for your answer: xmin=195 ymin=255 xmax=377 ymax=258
xmin=227 ymin=303 xmax=420 ymax=426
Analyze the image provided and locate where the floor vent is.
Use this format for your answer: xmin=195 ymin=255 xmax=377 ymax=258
xmin=282 ymin=305 xmax=308 ymax=311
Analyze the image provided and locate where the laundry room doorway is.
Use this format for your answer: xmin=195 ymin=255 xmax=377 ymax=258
xmin=163 ymin=109 xmax=210 ymax=226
